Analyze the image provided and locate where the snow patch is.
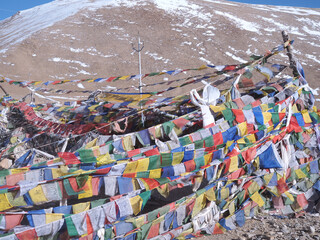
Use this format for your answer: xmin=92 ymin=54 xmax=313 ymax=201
xmin=77 ymin=70 xmax=93 ymax=75
xmin=306 ymin=54 xmax=320 ymax=64
xmin=181 ymin=41 xmax=192 ymax=46
xmin=214 ymin=10 xmax=261 ymax=33
xmin=199 ymin=57 xmax=213 ymax=65
xmin=70 ymin=48 xmax=85 ymax=53
xmin=207 ymin=0 xmax=238 ymax=6
xmin=225 ymin=52 xmax=247 ymax=63
xmin=145 ymin=51 xmax=170 ymax=64
xmin=0 ymin=0 xmax=140 ymax=49
xmin=251 ymin=5 xmax=320 ymax=16
xmin=302 ymin=26 xmax=320 ymax=37
xmin=259 ymin=16 xmax=305 ymax=36
xmin=48 ymin=57 xmax=89 ymax=67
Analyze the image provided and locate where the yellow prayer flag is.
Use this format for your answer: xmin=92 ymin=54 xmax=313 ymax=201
xmin=238 ymin=122 xmax=248 ymax=137
xmin=313 ymin=106 xmax=317 ymax=112
xmin=57 ymin=106 xmax=66 ymax=111
xmin=124 ymin=161 xmax=138 ymax=174
xmin=119 ymin=75 xmax=130 ymax=80
xmin=157 ymin=184 xmax=169 ymax=198
xmin=73 ymin=202 xmax=90 ymax=214
xmin=220 ymin=187 xmax=229 ymax=200
xmin=237 ymin=137 xmax=246 ymax=145
xmin=292 ymin=104 xmax=298 ymax=113
xmin=173 ymin=126 xmax=183 ymax=137
xmin=122 ymin=135 xmax=134 ymax=151
xmin=29 ymin=185 xmax=48 ymax=204
xmin=244 ymin=203 xmax=251 ymax=217
xmin=268 ymin=186 xmax=280 ymax=197
xmin=93 ymin=115 xmax=103 ymax=123
xmin=6 ymin=192 xmax=27 ymax=207
xmin=248 ymin=181 xmax=260 ymax=195
xmin=154 ymin=215 xmax=165 ymax=225
xmin=0 ymin=193 xmax=13 ymax=211
xmin=51 ymin=168 xmax=63 ymax=178
xmin=88 ymin=104 xmax=99 ymax=111
xmin=229 ymin=201 xmax=235 ymax=215
xmin=130 ymin=195 xmax=143 ymax=215
xmin=198 ymin=64 xmax=208 ymax=70
xmin=97 ymin=153 xmax=114 ymax=167
xmin=210 ymin=105 xmax=226 ymax=113
xmin=10 ymin=136 xmax=17 ymax=144
xmin=172 ymin=152 xmax=184 ymax=165
xmin=229 ymin=156 xmax=238 ymax=173
xmin=260 ymin=104 xmax=268 ymax=112
xmin=79 ymin=176 xmax=93 ymax=199
xmin=46 ymin=213 xmax=63 ymax=224
xmin=262 ymin=112 xmax=272 ymax=124
xmin=284 ymin=191 xmax=294 ymax=202
xmin=204 ymin=153 xmax=213 ymax=166
xmin=295 ymin=168 xmax=307 ymax=179
xmin=85 ymin=138 xmax=98 ymax=149
xmin=224 ymin=141 xmax=234 ymax=155
xmin=134 ymin=216 xmax=145 ymax=228
xmin=155 ymin=126 xmax=162 ymax=139
xmin=205 ymin=187 xmax=216 ymax=201
xmin=267 ymin=125 xmax=274 ymax=133
xmin=11 ymin=168 xmax=28 ymax=174
xmin=254 ymin=156 xmax=260 ymax=169
xmin=246 ymin=134 xmax=256 ymax=143
xmin=136 ymin=158 xmax=149 ymax=172
xmin=263 ymin=173 xmax=273 ymax=185
xmin=192 ymin=194 xmax=206 ymax=218
xmin=302 ymin=110 xmax=312 ymax=123
xmin=149 ymin=169 xmax=161 ymax=178
xmin=250 ymin=191 xmax=264 ymax=207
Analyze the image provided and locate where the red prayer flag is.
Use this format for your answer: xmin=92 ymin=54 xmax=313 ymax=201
xmin=297 ymin=194 xmax=308 ymax=208
xmin=58 ymin=152 xmax=81 ymax=165
xmin=173 ymin=118 xmax=190 ymax=129
xmin=5 ymin=214 xmax=23 ymax=230
xmin=232 ymin=109 xmax=245 ymax=123
xmin=16 ymin=228 xmax=37 ymax=240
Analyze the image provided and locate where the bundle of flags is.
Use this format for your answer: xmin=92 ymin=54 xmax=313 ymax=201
xmin=0 ymin=39 xmax=319 ymax=240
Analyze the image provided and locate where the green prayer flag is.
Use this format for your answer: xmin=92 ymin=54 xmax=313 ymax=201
xmin=65 ymin=215 xmax=79 ymax=237
xmin=160 ymin=152 xmax=172 ymax=167
xmin=204 ymin=136 xmax=214 ymax=147
xmin=77 ymin=149 xmax=97 ymax=163
xmin=195 ymin=156 xmax=205 ymax=169
xmin=63 ymin=179 xmax=84 ymax=196
xmin=162 ymin=121 xmax=175 ymax=136
xmin=140 ymin=191 xmax=151 ymax=209
xmin=148 ymin=155 xmax=160 ymax=170
xmin=179 ymin=136 xmax=192 ymax=146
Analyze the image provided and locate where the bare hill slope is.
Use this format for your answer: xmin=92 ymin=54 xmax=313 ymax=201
xmin=0 ymin=0 xmax=319 ymax=99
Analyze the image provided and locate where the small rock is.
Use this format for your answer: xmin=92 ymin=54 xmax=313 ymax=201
xmin=310 ymin=226 xmax=316 ymax=235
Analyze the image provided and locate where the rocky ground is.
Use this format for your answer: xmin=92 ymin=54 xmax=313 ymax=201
xmin=198 ymin=213 xmax=320 ymax=240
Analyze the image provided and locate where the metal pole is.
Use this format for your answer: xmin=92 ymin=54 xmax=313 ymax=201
xmin=132 ymin=33 xmax=144 ymax=96
xmin=138 ymin=36 xmax=142 ymax=94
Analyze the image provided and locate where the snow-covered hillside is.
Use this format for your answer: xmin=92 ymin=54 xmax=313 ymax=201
xmin=0 ymin=0 xmax=319 ymax=97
